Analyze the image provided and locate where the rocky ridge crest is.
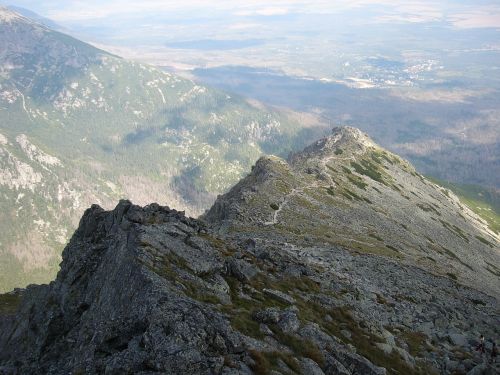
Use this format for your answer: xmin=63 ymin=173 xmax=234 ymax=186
xmin=206 ymin=127 xmax=500 ymax=297
xmin=1 ymin=127 xmax=499 ymax=374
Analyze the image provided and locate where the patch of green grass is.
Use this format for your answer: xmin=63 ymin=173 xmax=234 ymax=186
xmin=326 ymin=186 xmax=335 ymax=196
xmin=183 ymin=281 xmax=221 ymax=304
xmin=221 ymin=274 xmax=321 ymax=340
xmin=426 ymin=177 xmax=500 ymax=234
xmin=394 ymin=294 xmax=418 ymax=303
xmin=485 ymin=261 xmax=500 ymax=277
xmin=416 ymin=203 xmax=441 ymax=216
xmin=341 ymin=188 xmax=365 ymax=202
xmin=348 ymin=175 xmax=368 ymax=190
xmin=471 ymin=299 xmax=486 ymax=306
xmin=144 ymin=250 xmax=223 ymax=305
xmin=350 ymin=159 xmax=386 ymax=185
xmin=475 ymin=235 xmax=494 ymax=247
xmin=438 ymin=219 xmax=469 ymax=243
xmin=225 ymin=269 xmax=435 ymax=375
xmin=391 ymin=184 xmax=402 ymax=192
xmin=351 ymin=161 xmax=384 ymax=183
xmin=369 ymin=233 xmax=383 ymax=242
xmin=271 ymin=328 xmax=325 ymax=368
xmin=312 ymin=305 xmax=432 ymax=375
xmin=341 ymin=165 xmax=352 ymax=175
xmin=385 ymin=245 xmax=400 ymax=253
xmin=400 ymin=331 xmax=430 ymax=356
xmin=439 ymin=246 xmax=473 ymax=270
xmin=376 ymin=293 xmax=394 ymax=306
xmin=249 ymin=349 xmax=301 ymax=375
xmin=371 ymin=150 xmax=394 ymax=165
xmin=199 ymin=233 xmax=236 ymax=256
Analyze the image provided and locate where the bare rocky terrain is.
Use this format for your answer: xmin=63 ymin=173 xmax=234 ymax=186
xmin=0 ymin=128 xmax=498 ymax=375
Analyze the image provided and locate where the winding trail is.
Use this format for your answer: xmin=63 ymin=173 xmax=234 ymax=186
xmin=263 ymin=154 xmax=360 ymax=226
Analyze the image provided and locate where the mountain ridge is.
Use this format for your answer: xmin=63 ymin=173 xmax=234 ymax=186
xmin=0 ymin=187 xmax=498 ymax=373
xmin=205 ymin=127 xmax=499 ymax=297
xmin=0 ymin=6 xmax=328 ymax=292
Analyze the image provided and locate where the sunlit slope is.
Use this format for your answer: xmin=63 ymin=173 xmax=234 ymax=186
xmin=206 ymin=127 xmax=500 ymax=296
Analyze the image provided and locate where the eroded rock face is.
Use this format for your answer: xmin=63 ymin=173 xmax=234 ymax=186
xmin=0 ymin=201 xmax=238 ymax=374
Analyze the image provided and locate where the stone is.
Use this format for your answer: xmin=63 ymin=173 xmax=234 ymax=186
xmin=227 ymin=258 xmax=258 ymax=282
xmin=340 ymin=329 xmax=352 ymax=340
xmin=375 ymin=343 xmax=393 ymax=355
xmin=448 ymin=333 xmax=468 ymax=347
xmin=1 ymin=139 xmax=499 ymax=375
xmin=263 ymin=289 xmax=296 ymax=304
xmin=259 ymin=324 xmax=273 ymax=336
xmin=253 ymin=308 xmax=281 ymax=324
xmin=300 ymin=358 xmax=325 ymax=375
xmin=277 ymin=309 xmax=300 ymax=334
xmin=467 ymin=363 xmax=487 ymax=375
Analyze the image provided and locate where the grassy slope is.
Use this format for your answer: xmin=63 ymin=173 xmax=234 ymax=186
xmin=426 ymin=176 xmax=500 ymax=235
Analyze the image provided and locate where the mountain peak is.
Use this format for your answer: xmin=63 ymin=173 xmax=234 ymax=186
xmin=289 ymin=126 xmax=376 ymax=165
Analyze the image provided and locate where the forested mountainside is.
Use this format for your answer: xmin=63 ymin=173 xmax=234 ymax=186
xmin=0 ymin=7 xmax=327 ymax=291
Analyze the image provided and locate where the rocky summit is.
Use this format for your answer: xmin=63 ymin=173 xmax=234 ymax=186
xmin=0 ymin=128 xmax=499 ymax=375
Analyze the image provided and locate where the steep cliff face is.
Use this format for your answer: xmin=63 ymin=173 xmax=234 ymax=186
xmin=206 ymin=127 xmax=500 ymax=297
xmin=1 ymin=128 xmax=499 ymax=374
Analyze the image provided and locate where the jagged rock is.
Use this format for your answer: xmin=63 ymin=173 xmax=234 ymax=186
xmin=340 ymin=329 xmax=352 ymax=340
xmin=259 ymin=324 xmax=274 ymax=336
xmin=0 ymin=202 xmax=239 ymax=374
xmin=324 ymin=356 xmax=351 ymax=375
xmin=466 ymin=363 xmax=497 ymax=375
xmin=276 ymin=309 xmax=301 ymax=334
xmin=253 ymin=308 xmax=281 ymax=324
xmin=205 ymin=127 xmax=500 ymax=297
xmin=227 ymin=258 xmax=259 ymax=282
xmin=263 ymin=289 xmax=296 ymax=304
xmin=449 ymin=333 xmax=469 ymax=347
xmin=375 ymin=342 xmax=393 ymax=355
xmin=241 ymin=238 xmax=257 ymax=251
